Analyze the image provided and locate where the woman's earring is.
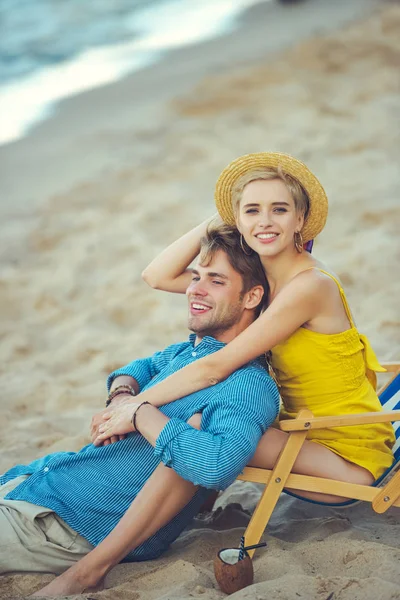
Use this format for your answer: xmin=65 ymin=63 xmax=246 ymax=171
xmin=294 ymin=231 xmax=303 ymax=253
xmin=240 ymin=234 xmax=253 ymax=256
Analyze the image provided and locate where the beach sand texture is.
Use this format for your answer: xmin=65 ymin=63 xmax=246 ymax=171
xmin=1 ymin=3 xmax=399 ymax=599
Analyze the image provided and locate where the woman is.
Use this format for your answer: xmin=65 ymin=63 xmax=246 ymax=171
xmin=35 ymin=152 xmax=395 ymax=597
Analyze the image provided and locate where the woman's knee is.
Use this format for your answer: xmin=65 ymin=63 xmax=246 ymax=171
xmin=248 ymin=427 xmax=287 ymax=469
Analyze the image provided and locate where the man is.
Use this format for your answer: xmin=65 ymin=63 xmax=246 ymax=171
xmin=0 ymin=225 xmax=279 ymax=595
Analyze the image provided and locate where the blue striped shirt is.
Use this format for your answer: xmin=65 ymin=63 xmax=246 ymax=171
xmin=2 ymin=334 xmax=279 ymax=561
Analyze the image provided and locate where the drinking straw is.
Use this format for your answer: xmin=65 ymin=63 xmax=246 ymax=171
xmin=243 ymin=542 xmax=267 ymax=552
xmin=238 ymin=535 xmax=245 ymax=561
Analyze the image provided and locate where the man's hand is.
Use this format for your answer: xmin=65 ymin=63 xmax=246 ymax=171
xmin=93 ymin=402 xmax=143 ymax=446
xmin=91 ymin=395 xmax=132 ymax=445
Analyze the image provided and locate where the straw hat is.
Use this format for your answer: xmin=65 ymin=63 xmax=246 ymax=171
xmin=215 ymin=152 xmax=328 ymax=243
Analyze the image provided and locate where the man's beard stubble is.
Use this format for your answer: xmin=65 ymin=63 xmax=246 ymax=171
xmin=188 ymin=301 xmax=243 ymax=339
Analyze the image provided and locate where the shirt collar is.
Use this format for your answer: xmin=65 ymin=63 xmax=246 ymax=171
xmin=188 ymin=333 xmax=265 ymax=370
xmin=189 ymin=333 xmax=226 ymax=351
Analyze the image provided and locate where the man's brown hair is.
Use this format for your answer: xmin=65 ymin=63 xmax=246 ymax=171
xmin=199 ymin=222 xmax=268 ymax=316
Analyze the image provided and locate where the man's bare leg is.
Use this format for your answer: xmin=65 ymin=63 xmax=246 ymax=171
xmin=31 ymin=463 xmax=198 ymax=597
xmin=32 ymin=424 xmax=374 ymax=597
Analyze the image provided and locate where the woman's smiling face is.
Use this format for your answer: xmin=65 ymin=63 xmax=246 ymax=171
xmin=237 ymin=178 xmax=304 ymax=258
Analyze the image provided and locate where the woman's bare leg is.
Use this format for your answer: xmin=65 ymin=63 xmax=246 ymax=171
xmin=249 ymin=427 xmax=374 ymax=503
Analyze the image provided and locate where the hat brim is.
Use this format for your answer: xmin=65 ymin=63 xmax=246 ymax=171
xmin=214 ymin=152 xmax=328 ymax=243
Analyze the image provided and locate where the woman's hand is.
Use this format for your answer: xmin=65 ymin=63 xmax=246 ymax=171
xmin=90 ymin=408 xmax=127 ymax=446
xmin=93 ymin=402 xmax=143 ymax=446
xmin=142 ymin=215 xmax=219 ymax=293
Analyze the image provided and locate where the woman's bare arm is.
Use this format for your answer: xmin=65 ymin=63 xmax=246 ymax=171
xmin=141 ymin=216 xmax=216 ymax=293
xmin=132 ymin=271 xmax=326 ymax=409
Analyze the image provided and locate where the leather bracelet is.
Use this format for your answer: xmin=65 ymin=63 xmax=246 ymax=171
xmin=131 ymin=401 xmax=151 ymax=433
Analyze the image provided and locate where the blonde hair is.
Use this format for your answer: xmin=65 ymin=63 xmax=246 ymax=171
xmin=232 ymin=167 xmax=310 ymax=220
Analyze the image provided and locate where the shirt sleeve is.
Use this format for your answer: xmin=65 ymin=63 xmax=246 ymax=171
xmin=154 ymin=370 xmax=279 ymax=490
xmin=106 ymin=342 xmax=189 ymax=392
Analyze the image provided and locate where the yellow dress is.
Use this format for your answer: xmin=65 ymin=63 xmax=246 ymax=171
xmin=271 ymin=268 xmax=395 ymax=479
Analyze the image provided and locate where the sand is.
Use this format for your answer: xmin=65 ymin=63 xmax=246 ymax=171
xmin=0 ymin=1 xmax=399 ymax=599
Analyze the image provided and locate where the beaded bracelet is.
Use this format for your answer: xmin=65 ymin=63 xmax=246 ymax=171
xmin=131 ymin=401 xmax=151 ymax=433
xmin=106 ymin=384 xmax=136 ymax=407
xmin=105 ymin=390 xmax=132 ymax=408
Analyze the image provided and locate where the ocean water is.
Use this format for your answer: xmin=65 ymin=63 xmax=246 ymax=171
xmin=0 ymin=0 xmax=270 ymax=146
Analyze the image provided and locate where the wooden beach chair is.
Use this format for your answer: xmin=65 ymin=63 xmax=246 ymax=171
xmin=237 ymin=364 xmax=400 ymax=557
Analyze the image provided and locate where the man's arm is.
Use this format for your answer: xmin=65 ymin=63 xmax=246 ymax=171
xmin=152 ymin=371 xmax=279 ymax=489
xmin=90 ymin=376 xmax=140 ymax=445
xmin=96 ymin=370 xmax=279 ymax=489
xmin=106 ymin=342 xmax=188 ymax=392
xmin=108 ymin=375 xmax=139 ymax=396
xmin=92 ymin=342 xmax=189 ymax=444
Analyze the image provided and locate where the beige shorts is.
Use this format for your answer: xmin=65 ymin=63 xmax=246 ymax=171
xmin=0 ymin=475 xmax=93 ymax=575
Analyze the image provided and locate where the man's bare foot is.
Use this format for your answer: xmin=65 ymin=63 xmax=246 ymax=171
xmin=30 ymin=568 xmax=104 ymax=597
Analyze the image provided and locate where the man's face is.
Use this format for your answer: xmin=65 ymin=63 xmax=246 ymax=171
xmin=186 ymin=250 xmax=247 ymax=340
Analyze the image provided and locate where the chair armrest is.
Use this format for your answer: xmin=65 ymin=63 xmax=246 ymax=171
xmin=380 ymin=362 xmax=400 ymax=372
xmin=279 ymin=410 xmax=400 ymax=431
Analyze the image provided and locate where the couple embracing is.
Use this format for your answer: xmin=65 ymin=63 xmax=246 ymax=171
xmin=0 ymin=153 xmax=394 ymax=597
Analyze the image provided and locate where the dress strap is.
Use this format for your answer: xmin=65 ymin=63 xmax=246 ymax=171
xmin=301 ymin=267 xmax=355 ymax=328
xmin=300 ymin=267 xmax=385 ymax=386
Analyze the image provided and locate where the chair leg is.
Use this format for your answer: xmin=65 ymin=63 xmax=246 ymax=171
xmin=243 ymin=410 xmax=312 ymax=558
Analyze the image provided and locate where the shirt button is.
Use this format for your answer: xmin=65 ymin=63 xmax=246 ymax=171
xmin=191 ymin=351 xmax=197 ymax=357
xmin=43 ymin=467 xmax=49 ymax=472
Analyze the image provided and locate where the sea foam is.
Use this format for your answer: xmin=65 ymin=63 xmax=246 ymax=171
xmin=0 ymin=0 xmax=269 ymax=146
